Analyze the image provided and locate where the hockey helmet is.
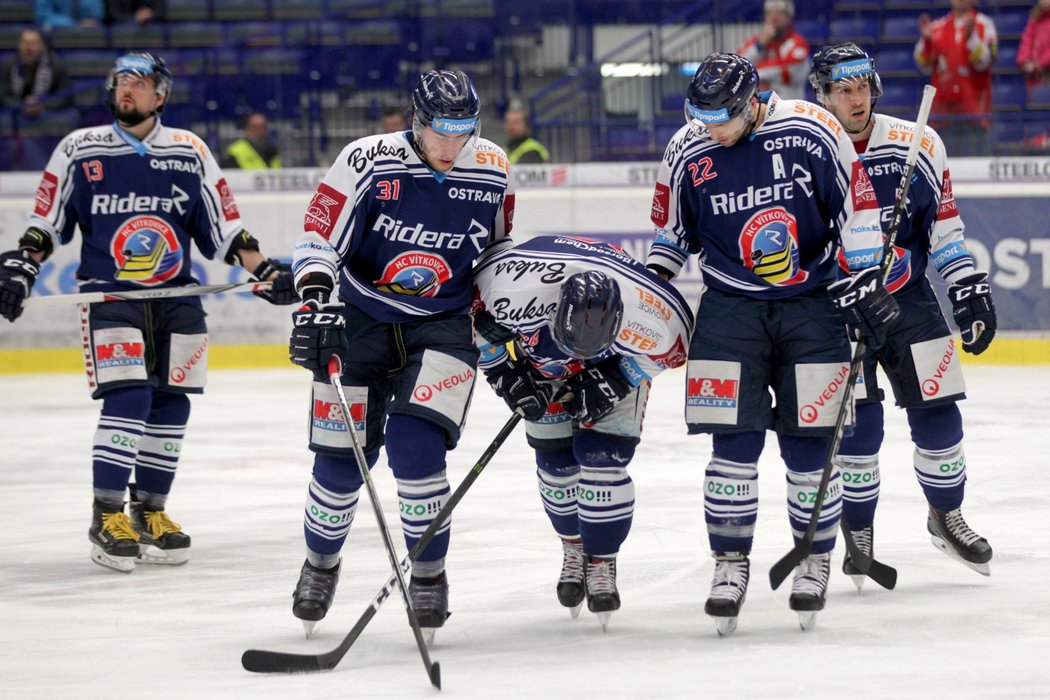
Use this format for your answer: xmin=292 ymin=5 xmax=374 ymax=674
xmin=684 ymin=53 xmax=760 ymax=131
xmin=808 ymin=42 xmax=883 ymax=104
xmin=550 ymin=271 xmax=624 ymax=360
xmin=105 ymin=52 xmax=173 ymax=116
xmin=412 ymin=69 xmax=481 ymax=138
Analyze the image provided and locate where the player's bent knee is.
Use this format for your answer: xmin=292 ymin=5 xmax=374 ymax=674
xmin=386 ymin=414 xmax=447 ymax=479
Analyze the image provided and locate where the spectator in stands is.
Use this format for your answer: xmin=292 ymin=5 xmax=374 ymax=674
xmin=106 ymin=0 xmax=164 ymax=25
xmin=34 ymin=0 xmax=104 ymax=31
xmin=736 ymin=0 xmax=810 ymax=100
xmin=1018 ymin=0 xmax=1050 ymax=95
xmin=914 ymin=0 xmax=998 ymax=156
xmin=504 ymin=106 xmax=550 ymax=164
xmin=1 ymin=28 xmax=72 ymax=118
xmin=380 ymin=106 xmax=409 ymax=133
xmin=223 ymin=112 xmax=281 ymax=169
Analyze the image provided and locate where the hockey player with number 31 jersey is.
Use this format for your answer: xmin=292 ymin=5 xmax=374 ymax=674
xmin=472 ymin=235 xmax=693 ymax=629
xmin=646 ymin=53 xmax=900 ymax=634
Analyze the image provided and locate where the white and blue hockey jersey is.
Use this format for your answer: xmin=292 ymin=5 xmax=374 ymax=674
xmin=647 ymin=92 xmax=885 ymax=298
xmin=26 ymin=119 xmax=247 ymax=296
xmin=472 ymin=236 xmax=694 ymax=384
xmin=851 ymin=114 xmax=974 ymax=293
xmin=292 ymin=132 xmax=514 ymax=322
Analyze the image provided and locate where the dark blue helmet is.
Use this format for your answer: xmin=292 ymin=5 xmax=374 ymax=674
xmin=685 ymin=53 xmax=760 ymax=127
xmin=551 ymin=271 xmax=623 ymax=360
xmin=412 ymin=69 xmax=481 ymax=137
xmin=105 ymin=52 xmax=173 ymax=116
xmin=808 ymin=42 xmax=883 ymax=103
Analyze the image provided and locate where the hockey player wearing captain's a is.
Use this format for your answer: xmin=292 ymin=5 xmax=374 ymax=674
xmin=809 ymin=43 xmax=996 ymax=588
xmin=472 ymin=235 xmax=693 ymax=630
xmin=286 ymin=69 xmax=514 ymax=639
xmin=646 ymin=52 xmax=901 ymax=634
xmin=0 ymin=52 xmax=297 ymax=574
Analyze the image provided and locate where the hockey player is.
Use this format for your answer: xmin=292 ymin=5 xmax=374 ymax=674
xmin=0 ymin=53 xmax=296 ymax=573
xmin=472 ymin=236 xmax=693 ymax=629
xmin=646 ymin=53 xmax=900 ymax=633
xmin=809 ymin=43 xmax=995 ymax=584
xmin=287 ymin=69 xmax=513 ymax=637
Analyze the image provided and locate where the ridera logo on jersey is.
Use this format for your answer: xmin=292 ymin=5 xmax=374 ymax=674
xmin=34 ymin=171 xmax=58 ymax=216
xmin=304 ymin=183 xmax=348 ymax=240
xmin=111 ymin=216 xmax=183 ymax=286
xmin=375 ymin=251 xmax=451 ymax=297
xmin=739 ymin=207 xmax=807 ymax=285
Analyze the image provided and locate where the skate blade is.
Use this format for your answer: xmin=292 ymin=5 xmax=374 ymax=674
xmin=849 ymin=574 xmax=866 ymax=593
xmin=713 ymin=616 xmax=738 ymax=637
xmin=423 ymin=628 xmax=437 ymax=647
xmin=930 ymin=536 xmax=991 ymax=577
xmin=595 ymin=611 xmax=612 ymax=632
xmin=797 ymin=611 xmax=818 ymax=631
xmin=137 ymin=544 xmax=190 ymax=566
xmin=90 ymin=546 xmax=135 ymax=573
xmin=569 ymin=603 xmax=583 ymax=620
xmin=301 ymin=619 xmax=318 ymax=638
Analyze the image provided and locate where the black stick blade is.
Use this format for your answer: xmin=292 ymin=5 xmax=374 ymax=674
xmin=430 ymin=661 xmax=442 ymax=690
xmin=241 ymin=648 xmax=335 ymax=674
xmin=768 ymin=541 xmax=810 ymax=590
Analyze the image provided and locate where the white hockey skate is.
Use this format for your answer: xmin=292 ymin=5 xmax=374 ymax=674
xmin=928 ymin=507 xmax=992 ymax=576
xmin=842 ymin=525 xmax=873 ymax=593
xmin=557 ymin=538 xmax=586 ymax=619
xmin=129 ymin=502 xmax=190 ymax=566
xmin=292 ymin=559 xmax=341 ymax=637
xmin=585 ymin=557 xmax=620 ymax=632
xmin=88 ymin=499 xmax=139 ymax=573
xmin=409 ymin=572 xmax=449 ymax=647
xmin=704 ymin=552 xmax=749 ymax=637
xmin=789 ymin=553 xmax=831 ymax=631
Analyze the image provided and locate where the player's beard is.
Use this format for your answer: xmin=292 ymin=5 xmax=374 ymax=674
xmin=114 ymin=103 xmax=151 ymax=127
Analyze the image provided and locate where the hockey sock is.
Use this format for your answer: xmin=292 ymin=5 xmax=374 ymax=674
xmin=913 ymin=442 xmax=966 ymax=512
xmin=536 ymin=446 xmax=580 ymax=538
xmin=92 ymin=387 xmax=151 ymax=494
xmin=781 ymin=433 xmax=840 ymax=555
xmin=304 ymin=477 xmax=360 ymax=564
xmin=386 ymin=414 xmax=451 ymax=563
xmin=395 ymin=472 xmax=451 ymax=564
xmin=577 ymin=465 xmax=634 ymax=557
xmin=133 ymin=392 xmax=191 ymax=506
xmin=836 ymin=453 xmax=880 ymax=530
xmin=703 ymin=455 xmax=758 ymax=553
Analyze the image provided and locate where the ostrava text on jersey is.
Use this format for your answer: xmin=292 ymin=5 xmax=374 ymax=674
xmin=27 ymin=120 xmax=247 ymax=298
xmin=293 ymin=132 xmax=514 ymax=322
xmin=473 ymin=236 xmax=693 ymax=381
xmin=648 ymin=92 xmax=885 ymax=298
xmin=855 ymin=115 xmax=974 ymax=292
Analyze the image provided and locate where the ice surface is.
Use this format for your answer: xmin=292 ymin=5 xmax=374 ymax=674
xmin=2 ymin=365 xmax=1048 ymax=699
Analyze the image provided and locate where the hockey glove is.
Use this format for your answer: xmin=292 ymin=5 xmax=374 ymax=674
xmin=563 ymin=358 xmax=632 ymax=425
xmin=251 ymin=258 xmax=299 ymax=306
xmin=0 ymin=250 xmax=41 ymax=322
xmin=828 ymin=266 xmax=901 ymax=351
xmin=948 ymin=272 xmax=996 ymax=355
xmin=485 ymin=357 xmax=555 ymax=421
xmin=289 ymin=300 xmax=348 ymax=373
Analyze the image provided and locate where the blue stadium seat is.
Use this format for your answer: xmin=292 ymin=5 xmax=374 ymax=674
xmin=1029 ymin=84 xmax=1050 ymax=109
xmin=877 ymin=81 xmax=918 ymax=111
xmin=168 ymin=22 xmax=225 ymax=48
xmin=995 ymin=12 xmax=1030 ymax=39
xmin=110 ymin=23 xmax=165 ymax=51
xmin=166 ymin=0 xmax=211 ymax=21
xmin=62 ymin=50 xmax=119 ymax=78
xmin=225 ymin=22 xmax=283 ymax=47
xmin=829 ymin=17 xmax=880 ymax=45
xmin=996 ymin=44 xmax=1019 ymax=72
xmin=272 ymin=0 xmax=324 ymax=20
xmin=213 ymin=0 xmax=270 ymax=21
xmin=50 ymin=25 xmax=110 ymax=50
xmin=794 ymin=19 xmax=829 ymax=46
xmin=876 ymin=47 xmax=919 ymax=75
xmin=880 ymin=16 xmax=920 ymax=45
xmin=993 ymin=80 xmax=1026 ymax=111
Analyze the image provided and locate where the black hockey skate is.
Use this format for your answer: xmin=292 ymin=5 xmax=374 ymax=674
xmin=409 ymin=571 xmax=450 ymax=645
xmin=585 ymin=556 xmax=620 ymax=631
xmin=842 ymin=525 xmax=873 ymax=593
xmin=557 ymin=538 xmax=586 ymax=618
xmin=129 ymin=501 xmax=191 ymax=566
xmin=789 ymin=552 xmax=831 ymax=631
xmin=704 ymin=551 xmax=750 ymax=637
xmin=292 ymin=559 xmax=341 ymax=637
xmin=88 ymin=499 xmax=140 ymax=573
xmin=927 ymin=506 xmax=992 ymax=576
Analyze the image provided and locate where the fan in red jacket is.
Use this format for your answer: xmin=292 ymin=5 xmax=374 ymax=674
xmin=736 ymin=0 xmax=810 ymax=100
xmin=914 ymin=0 xmax=998 ymax=155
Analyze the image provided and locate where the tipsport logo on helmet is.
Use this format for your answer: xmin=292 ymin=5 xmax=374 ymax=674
xmin=110 ymin=216 xmax=183 ymax=285
xmin=431 ymin=117 xmax=479 ymax=134
xmin=114 ymin=55 xmax=155 ymax=76
xmin=686 ymin=102 xmax=730 ymax=125
xmin=831 ymin=58 xmax=873 ymax=81
xmin=739 ymin=207 xmax=807 ymax=285
xmin=374 ymin=251 xmax=451 ymax=297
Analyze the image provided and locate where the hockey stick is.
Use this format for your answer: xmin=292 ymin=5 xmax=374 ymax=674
xmin=241 ymin=382 xmax=522 ymax=676
xmin=769 ymin=85 xmax=937 ymax=591
xmin=23 ymin=280 xmax=273 ymax=306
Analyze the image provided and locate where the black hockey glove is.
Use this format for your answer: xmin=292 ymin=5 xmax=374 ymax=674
xmin=485 ymin=357 xmax=555 ymax=421
xmin=563 ymin=358 xmax=632 ymax=425
xmin=948 ymin=272 xmax=996 ymax=355
xmin=828 ymin=266 xmax=901 ymax=351
xmin=251 ymin=258 xmax=299 ymax=306
xmin=0 ymin=250 xmax=41 ymax=322
xmin=289 ymin=300 xmax=348 ymax=373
